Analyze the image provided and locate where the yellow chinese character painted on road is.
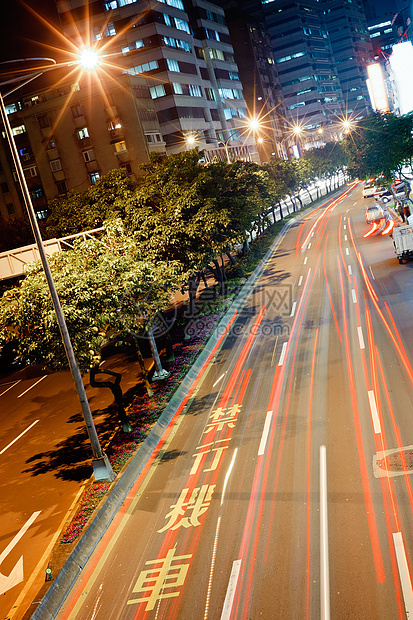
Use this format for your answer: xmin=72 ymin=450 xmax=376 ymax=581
xmin=158 ymin=484 xmax=215 ymax=533
xmin=190 ymin=438 xmax=230 ymax=475
xmin=127 ymin=548 xmax=192 ymax=611
xmin=204 ymin=404 xmax=241 ymax=434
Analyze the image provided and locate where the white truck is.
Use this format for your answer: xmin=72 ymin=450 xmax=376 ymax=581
xmin=392 ymin=224 xmax=413 ymax=263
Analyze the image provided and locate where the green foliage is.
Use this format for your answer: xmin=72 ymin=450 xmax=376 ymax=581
xmin=125 ymin=150 xmax=271 ymax=275
xmin=0 ymin=221 xmax=183 ymax=372
xmin=343 ymin=112 xmax=413 ymax=182
xmin=44 ymin=168 xmax=136 ymax=239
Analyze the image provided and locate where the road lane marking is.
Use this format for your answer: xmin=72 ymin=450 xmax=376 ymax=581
xmin=204 ymin=516 xmax=221 ymax=619
xmin=357 ymin=326 xmax=365 ymax=349
xmin=212 ymin=372 xmax=227 ymax=388
xmin=348 ymin=265 xmax=352 ymax=276
xmin=278 ymin=341 xmax=288 ymax=366
xmin=320 ymin=445 xmax=330 ymax=620
xmin=298 ymin=275 xmax=303 ymax=286
xmin=369 ymin=265 xmax=375 ymax=280
xmin=221 ymin=449 xmax=237 ymax=505
xmin=220 ymin=559 xmax=242 ymax=620
xmin=351 ymin=289 xmax=357 ymax=304
xmin=0 ymin=511 xmax=41 ymax=596
xmin=346 ymin=248 xmax=349 ymax=255
xmin=0 ymin=420 xmax=40 ymax=455
xmin=368 ymin=390 xmax=381 ymax=434
xmin=344 ymin=224 xmax=347 ymax=230
xmin=0 ymin=380 xmax=21 ymax=397
xmin=17 ymin=375 xmax=47 ymax=398
xmin=393 ymin=532 xmax=413 ymax=618
xmin=304 ymin=256 xmax=308 ymax=265
xmin=308 ymin=242 xmax=311 ymax=249
xmin=258 ymin=411 xmax=273 ymax=456
xmin=290 ymin=301 xmax=297 ymax=317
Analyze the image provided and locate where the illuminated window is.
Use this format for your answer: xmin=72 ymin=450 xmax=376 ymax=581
xmin=114 ymin=141 xmax=127 ymax=152
xmin=128 ymin=60 xmax=158 ymax=74
xmin=90 ymin=172 xmax=100 ymax=183
xmin=158 ymin=0 xmax=184 ymax=8
xmin=77 ymin=127 xmax=89 ymax=140
xmin=175 ymin=18 xmax=190 ymax=33
xmin=167 ymin=58 xmax=180 ymax=72
xmin=150 ymin=84 xmax=166 ymax=98
xmin=12 ymin=124 xmax=26 ymax=136
xmin=105 ymin=22 xmax=116 ymax=37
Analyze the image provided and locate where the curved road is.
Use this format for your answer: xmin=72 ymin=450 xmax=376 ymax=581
xmin=45 ymin=184 xmax=413 ymax=619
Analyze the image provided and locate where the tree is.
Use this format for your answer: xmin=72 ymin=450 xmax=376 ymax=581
xmin=0 ymin=221 xmax=183 ymax=381
xmin=343 ymin=112 xmax=413 ymax=182
xmin=125 ymin=151 xmax=272 ymax=310
xmin=44 ymin=168 xmax=136 ymax=239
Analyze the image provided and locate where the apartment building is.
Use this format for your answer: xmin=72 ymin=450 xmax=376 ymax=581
xmin=0 ymin=69 xmax=164 ymax=220
xmin=57 ymin=0 xmax=257 ymax=162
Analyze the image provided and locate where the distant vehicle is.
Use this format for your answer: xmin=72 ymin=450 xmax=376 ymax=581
xmin=363 ymin=181 xmax=376 ymax=198
xmin=365 ymin=205 xmax=384 ymax=224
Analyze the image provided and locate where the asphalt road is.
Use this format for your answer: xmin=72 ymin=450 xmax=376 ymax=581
xmin=0 ymin=352 xmax=150 ymax=620
xmin=40 ymin=183 xmax=413 ymax=620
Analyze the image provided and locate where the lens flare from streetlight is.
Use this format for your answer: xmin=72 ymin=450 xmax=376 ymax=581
xmin=78 ymin=48 xmax=100 ymax=70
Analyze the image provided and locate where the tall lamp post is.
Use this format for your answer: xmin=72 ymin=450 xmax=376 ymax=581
xmin=0 ymin=57 xmax=115 ymax=482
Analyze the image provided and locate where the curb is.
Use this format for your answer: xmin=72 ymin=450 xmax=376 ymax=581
xmin=31 ymin=191 xmax=340 ymax=619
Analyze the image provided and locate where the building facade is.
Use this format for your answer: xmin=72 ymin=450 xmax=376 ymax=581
xmin=0 ymin=69 xmax=164 ymax=220
xmin=322 ymin=0 xmax=374 ymax=120
xmin=57 ymin=0 xmax=258 ymax=162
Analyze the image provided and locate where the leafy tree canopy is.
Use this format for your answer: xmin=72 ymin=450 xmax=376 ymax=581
xmin=343 ymin=112 xmax=413 ymax=182
xmin=44 ymin=168 xmax=136 ymax=239
xmin=0 ymin=220 xmax=183 ymax=372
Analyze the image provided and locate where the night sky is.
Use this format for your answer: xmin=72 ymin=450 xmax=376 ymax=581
xmin=0 ymin=0 xmax=61 ymax=64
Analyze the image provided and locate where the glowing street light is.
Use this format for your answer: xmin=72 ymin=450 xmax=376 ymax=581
xmin=186 ymin=117 xmax=262 ymax=163
xmin=0 ymin=56 xmax=115 ymax=482
xmin=78 ymin=47 xmax=100 ymax=71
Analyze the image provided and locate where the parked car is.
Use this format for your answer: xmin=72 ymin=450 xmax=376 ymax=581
xmin=375 ymin=181 xmax=407 ymax=204
xmin=363 ymin=181 xmax=376 ymax=198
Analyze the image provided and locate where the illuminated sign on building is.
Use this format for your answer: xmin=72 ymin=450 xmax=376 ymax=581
xmin=366 ymin=63 xmax=389 ymax=112
xmin=389 ymin=41 xmax=413 ymax=115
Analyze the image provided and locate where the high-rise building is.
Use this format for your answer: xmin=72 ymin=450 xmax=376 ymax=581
xmin=322 ymin=0 xmax=374 ymax=119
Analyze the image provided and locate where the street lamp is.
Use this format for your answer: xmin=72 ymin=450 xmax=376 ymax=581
xmin=0 ymin=56 xmax=115 ymax=482
xmin=186 ymin=118 xmax=261 ymax=164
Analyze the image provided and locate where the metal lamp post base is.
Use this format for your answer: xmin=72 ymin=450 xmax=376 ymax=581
xmin=152 ymin=369 xmax=171 ymax=381
xmin=92 ymin=454 xmax=116 ymax=482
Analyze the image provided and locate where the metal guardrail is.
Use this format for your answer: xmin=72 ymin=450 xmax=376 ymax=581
xmin=0 ymin=227 xmax=104 ymax=281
